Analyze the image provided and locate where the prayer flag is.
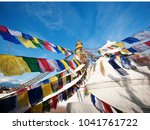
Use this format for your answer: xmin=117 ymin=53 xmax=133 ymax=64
xmin=42 ymin=83 xmax=53 ymax=97
xmin=50 ymin=76 xmax=58 ymax=92
xmin=100 ymin=61 xmax=105 ymax=76
xmin=109 ymin=59 xmax=128 ymax=76
xmin=144 ymin=41 xmax=150 ymax=46
xmin=38 ymin=58 xmax=55 ymax=72
xmin=17 ymin=36 xmax=36 ymax=48
xmin=28 ymin=86 xmax=43 ymax=105
xmin=22 ymin=33 xmax=33 ymax=40
xmin=0 ymin=55 xmax=31 ymax=76
xmin=55 ymin=60 xmax=65 ymax=71
xmin=60 ymin=60 xmax=69 ymax=69
xmin=120 ymin=54 xmax=131 ymax=69
xmin=0 ymin=96 xmax=16 ymax=112
xmin=128 ymin=47 xmax=137 ymax=53
xmin=17 ymin=91 xmax=29 ymax=108
xmin=0 ymin=26 xmax=22 ymax=44
xmin=122 ymin=37 xmax=140 ymax=44
xmin=101 ymin=101 xmax=113 ymax=113
xmin=42 ymin=100 xmax=50 ymax=112
xmin=8 ymin=29 xmax=22 ymax=36
xmin=23 ymin=57 xmax=41 ymax=72
xmin=31 ymin=104 xmax=43 ymax=113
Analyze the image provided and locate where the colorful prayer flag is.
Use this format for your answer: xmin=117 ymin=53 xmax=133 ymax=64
xmin=122 ymin=37 xmax=140 ymax=44
xmin=42 ymin=83 xmax=53 ymax=97
xmin=28 ymin=86 xmax=43 ymax=105
xmin=17 ymin=91 xmax=29 ymax=108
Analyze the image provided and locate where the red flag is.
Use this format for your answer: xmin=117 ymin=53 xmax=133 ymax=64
xmin=101 ymin=101 xmax=113 ymax=113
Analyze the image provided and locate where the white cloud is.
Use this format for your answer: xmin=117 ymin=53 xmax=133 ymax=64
xmin=0 ymin=76 xmax=20 ymax=84
xmin=22 ymin=3 xmax=68 ymax=30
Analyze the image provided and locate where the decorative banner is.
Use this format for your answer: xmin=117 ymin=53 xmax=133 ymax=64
xmin=29 ymin=83 xmax=83 ymax=113
xmin=90 ymin=93 xmax=123 ymax=113
xmin=99 ymin=27 xmax=150 ymax=57
xmin=0 ymin=54 xmax=81 ymax=76
xmin=121 ymin=28 xmax=150 ymax=53
xmin=0 ymin=64 xmax=86 ymax=113
xmin=0 ymin=25 xmax=73 ymax=56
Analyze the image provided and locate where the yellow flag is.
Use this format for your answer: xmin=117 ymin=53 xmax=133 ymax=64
xmin=17 ymin=36 xmax=36 ymax=48
xmin=121 ymin=49 xmax=132 ymax=55
xmin=116 ymin=55 xmax=121 ymax=62
xmin=115 ymin=42 xmax=125 ymax=48
xmin=62 ymin=76 xmax=67 ymax=85
xmin=60 ymin=60 xmax=68 ymax=69
xmin=100 ymin=61 xmax=105 ymax=76
xmin=33 ymin=37 xmax=40 ymax=44
xmin=57 ymin=46 xmax=65 ymax=54
xmin=0 ymin=55 xmax=31 ymax=76
xmin=50 ymin=76 xmax=58 ymax=84
xmin=31 ymin=104 xmax=43 ymax=113
xmin=42 ymin=83 xmax=53 ymax=97
xmin=17 ymin=91 xmax=29 ymax=108
xmin=74 ymin=60 xmax=81 ymax=66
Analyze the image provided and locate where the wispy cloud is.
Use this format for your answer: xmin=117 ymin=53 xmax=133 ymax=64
xmin=22 ymin=3 xmax=63 ymax=30
xmin=0 ymin=76 xmax=20 ymax=84
xmin=84 ymin=3 xmax=141 ymax=48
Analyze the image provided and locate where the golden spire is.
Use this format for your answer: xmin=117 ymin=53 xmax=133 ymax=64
xmin=76 ymin=39 xmax=83 ymax=49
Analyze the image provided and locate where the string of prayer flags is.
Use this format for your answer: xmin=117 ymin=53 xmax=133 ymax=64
xmin=99 ymin=27 xmax=150 ymax=57
xmin=0 ymin=25 xmax=73 ymax=56
xmin=0 ymin=59 xmax=85 ymax=113
xmin=90 ymin=93 xmax=123 ymax=113
xmin=0 ymin=74 xmax=84 ymax=113
xmin=26 ymin=84 xmax=80 ymax=112
xmin=16 ymin=64 xmax=85 ymax=96
xmin=0 ymin=54 xmax=81 ymax=76
xmin=121 ymin=28 xmax=150 ymax=54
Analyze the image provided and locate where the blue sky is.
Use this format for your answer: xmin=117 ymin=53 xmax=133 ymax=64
xmin=0 ymin=2 xmax=150 ymax=85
